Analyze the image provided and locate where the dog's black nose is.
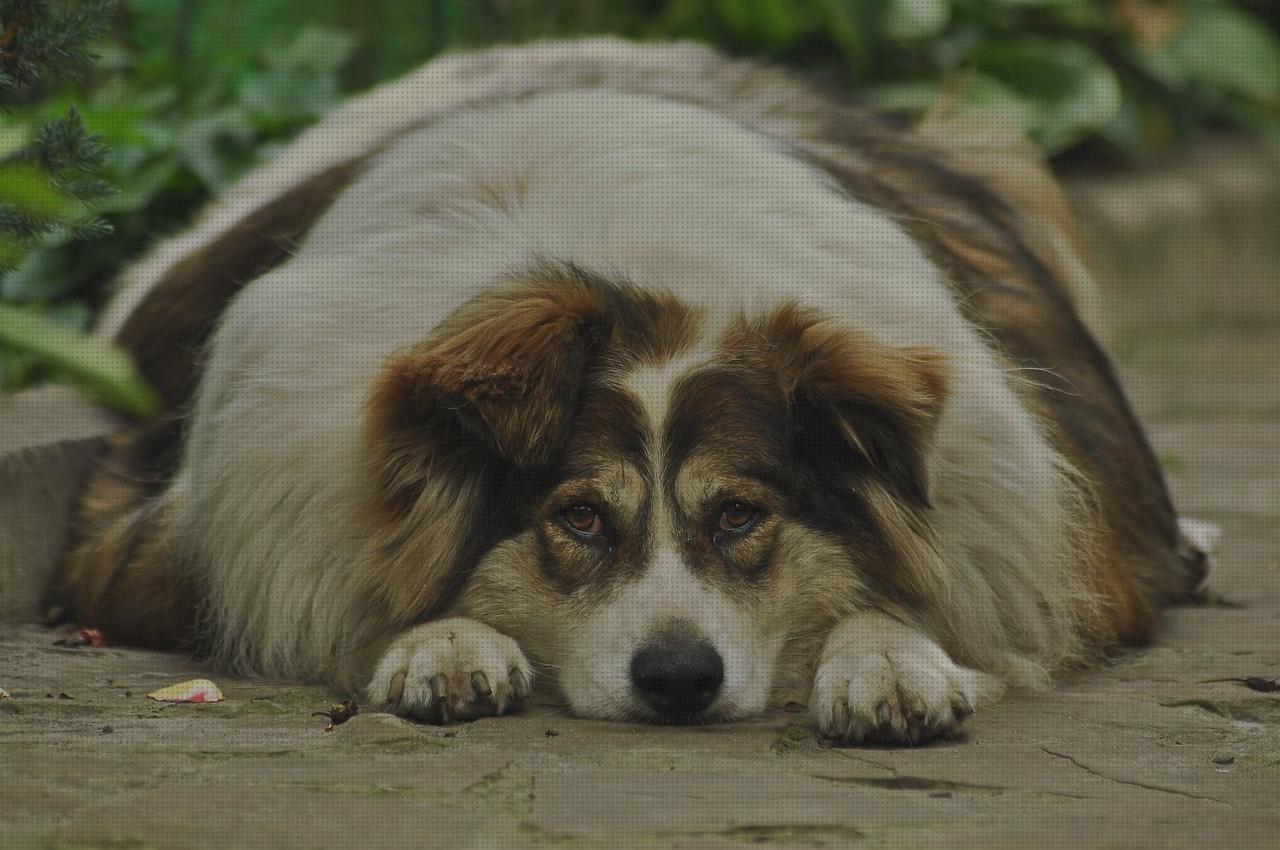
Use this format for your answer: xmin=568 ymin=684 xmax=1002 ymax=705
xmin=630 ymin=635 xmax=724 ymax=718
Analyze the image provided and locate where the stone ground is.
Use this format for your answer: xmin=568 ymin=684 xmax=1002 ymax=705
xmin=3 ymin=145 xmax=1279 ymax=849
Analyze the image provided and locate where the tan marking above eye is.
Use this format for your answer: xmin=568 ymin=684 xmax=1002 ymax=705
xmin=717 ymin=501 xmax=759 ymax=532
xmin=562 ymin=503 xmax=605 ymax=536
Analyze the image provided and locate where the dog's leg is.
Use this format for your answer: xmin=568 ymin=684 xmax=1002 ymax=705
xmin=810 ymin=611 xmax=1002 ymax=745
xmin=365 ymin=617 xmax=535 ymax=723
xmin=55 ymin=421 xmax=197 ymax=648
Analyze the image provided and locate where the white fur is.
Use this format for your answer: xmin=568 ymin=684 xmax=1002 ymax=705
xmin=558 ymin=553 xmax=776 ymax=722
xmin=1178 ymin=517 xmax=1221 ymax=559
xmin=624 ymin=349 xmax=712 ymax=438
xmin=366 ymin=617 xmax=533 ymax=720
xmin=812 ymin=612 xmax=1003 ymax=743
xmin=114 ymin=42 xmax=1102 ymax=716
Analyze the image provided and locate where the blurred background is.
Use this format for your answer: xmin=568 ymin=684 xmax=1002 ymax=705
xmin=0 ymin=0 xmax=1277 ymax=410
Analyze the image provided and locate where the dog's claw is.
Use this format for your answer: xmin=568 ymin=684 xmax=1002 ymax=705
xmin=368 ymin=619 xmax=532 ymax=723
xmin=428 ymin=674 xmax=448 ymax=704
xmin=831 ymin=698 xmax=850 ymax=735
xmin=387 ymin=670 xmax=407 ymax=707
xmin=810 ymin=615 xmax=1001 ymax=746
xmin=509 ymin=668 xmax=530 ymax=700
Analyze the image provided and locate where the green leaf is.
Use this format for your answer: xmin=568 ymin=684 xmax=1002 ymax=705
xmin=1150 ymin=2 xmax=1280 ymax=105
xmin=863 ymin=73 xmax=1037 ymax=129
xmin=175 ymin=107 xmax=256 ymax=191
xmin=975 ymin=38 xmax=1122 ymax=152
xmin=977 ymin=0 xmax=1069 ymax=7
xmin=0 ymin=241 xmax=73 ymax=301
xmin=0 ymin=303 xmax=158 ymax=415
xmin=715 ymin=0 xmax=810 ymax=50
xmin=240 ymin=66 xmax=343 ymax=123
xmin=95 ymin=152 xmax=178 ymax=214
xmin=1095 ymin=85 xmax=1161 ymax=158
xmin=811 ymin=0 xmax=883 ymax=77
xmin=957 ymin=72 xmax=1042 ymax=131
xmin=880 ymin=0 xmax=951 ymax=41
xmin=267 ymin=26 xmax=357 ymax=72
xmin=862 ymin=79 xmax=945 ymax=111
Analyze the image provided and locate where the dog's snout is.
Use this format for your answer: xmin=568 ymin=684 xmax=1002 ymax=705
xmin=630 ymin=634 xmax=724 ymax=718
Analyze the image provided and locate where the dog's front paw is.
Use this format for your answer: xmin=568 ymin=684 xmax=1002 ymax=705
xmin=811 ymin=613 xmax=1001 ymax=746
xmin=366 ymin=618 xmax=534 ymax=723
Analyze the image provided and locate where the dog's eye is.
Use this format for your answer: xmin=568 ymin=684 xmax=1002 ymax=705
xmin=562 ymin=503 xmax=605 ymax=536
xmin=717 ymin=501 xmax=759 ymax=533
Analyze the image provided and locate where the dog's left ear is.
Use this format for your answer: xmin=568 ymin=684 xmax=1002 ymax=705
xmin=354 ymin=280 xmax=611 ymax=635
xmin=752 ymin=304 xmax=950 ymax=509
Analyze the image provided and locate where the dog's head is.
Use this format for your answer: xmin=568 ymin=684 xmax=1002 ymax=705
xmin=363 ymin=264 xmax=949 ymax=722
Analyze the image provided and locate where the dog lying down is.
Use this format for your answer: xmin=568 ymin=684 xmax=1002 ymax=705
xmin=54 ymin=38 xmax=1211 ymax=745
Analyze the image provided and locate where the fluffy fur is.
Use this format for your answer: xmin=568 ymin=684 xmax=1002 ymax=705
xmin=58 ymin=39 xmax=1206 ymax=744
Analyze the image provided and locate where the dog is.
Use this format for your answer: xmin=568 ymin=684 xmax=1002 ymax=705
xmin=54 ymin=38 xmax=1209 ymax=744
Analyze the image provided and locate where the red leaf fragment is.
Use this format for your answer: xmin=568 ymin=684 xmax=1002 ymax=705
xmin=53 ymin=628 xmax=106 ymax=648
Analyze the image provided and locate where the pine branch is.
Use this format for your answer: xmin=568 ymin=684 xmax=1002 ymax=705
xmin=33 ymin=107 xmax=109 ymax=174
xmin=0 ymin=0 xmax=115 ymax=97
xmin=0 ymin=3 xmax=117 ymax=268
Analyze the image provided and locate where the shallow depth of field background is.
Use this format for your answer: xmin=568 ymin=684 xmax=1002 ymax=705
xmin=0 ymin=0 xmax=1277 ymax=409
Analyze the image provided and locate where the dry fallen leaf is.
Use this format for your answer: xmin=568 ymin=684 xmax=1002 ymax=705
xmin=146 ymin=679 xmax=225 ymax=703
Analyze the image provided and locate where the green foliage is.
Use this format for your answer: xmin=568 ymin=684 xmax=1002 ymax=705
xmin=0 ymin=0 xmax=1277 ymax=409
xmin=0 ymin=0 xmax=114 ymax=90
xmin=0 ymin=0 xmax=156 ymax=410
xmin=0 ymin=109 xmax=115 ymax=240
xmin=0 ymin=302 xmax=156 ymax=413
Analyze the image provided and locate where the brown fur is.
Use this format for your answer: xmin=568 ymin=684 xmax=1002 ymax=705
xmin=114 ymin=159 xmax=362 ymax=409
xmin=709 ymin=306 xmax=952 ymax=607
xmin=794 ymin=119 xmax=1202 ymax=643
xmin=742 ymin=304 xmax=949 ymax=505
xmin=55 ymin=420 xmax=198 ymax=648
xmin=55 ymin=161 xmax=363 ymax=646
xmin=356 ymin=268 xmax=699 ymax=645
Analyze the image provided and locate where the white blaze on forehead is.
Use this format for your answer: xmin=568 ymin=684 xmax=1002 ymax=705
xmin=621 ymin=348 xmax=714 ymax=549
xmin=622 ymin=348 xmax=711 ymax=506
xmin=623 ymin=350 xmax=709 ymax=443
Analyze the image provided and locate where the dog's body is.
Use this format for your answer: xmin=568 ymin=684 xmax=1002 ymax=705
xmin=56 ymin=39 xmax=1206 ymax=743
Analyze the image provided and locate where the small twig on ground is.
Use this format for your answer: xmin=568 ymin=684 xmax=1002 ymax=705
xmin=313 ymin=697 xmax=359 ymax=731
xmin=1197 ymin=677 xmax=1280 ymax=693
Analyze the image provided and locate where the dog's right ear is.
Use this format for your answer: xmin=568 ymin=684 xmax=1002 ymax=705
xmin=365 ymin=279 xmax=611 ymax=512
xmin=725 ymin=303 xmax=951 ymax=606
